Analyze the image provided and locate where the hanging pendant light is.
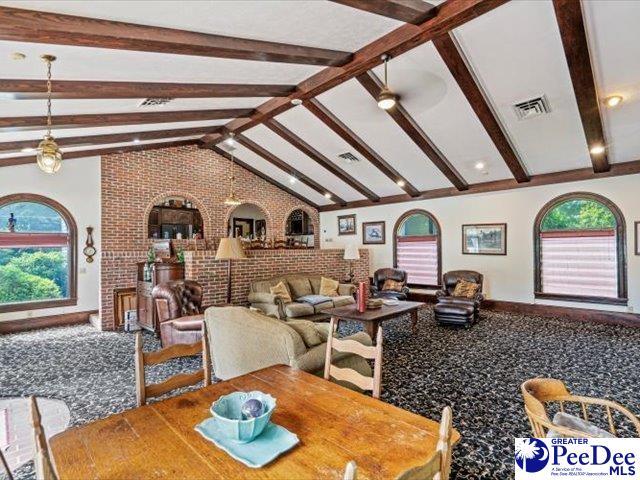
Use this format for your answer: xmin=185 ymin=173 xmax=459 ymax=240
xmin=37 ymin=55 xmax=62 ymax=174
xmin=377 ymin=54 xmax=397 ymax=110
xmin=224 ymin=133 xmax=242 ymax=206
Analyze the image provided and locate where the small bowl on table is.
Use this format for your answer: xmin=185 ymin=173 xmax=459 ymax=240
xmin=211 ymin=391 xmax=276 ymax=443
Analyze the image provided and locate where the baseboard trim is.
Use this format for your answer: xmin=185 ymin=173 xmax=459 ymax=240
xmin=0 ymin=309 xmax=98 ymax=334
xmin=408 ymin=292 xmax=640 ymax=328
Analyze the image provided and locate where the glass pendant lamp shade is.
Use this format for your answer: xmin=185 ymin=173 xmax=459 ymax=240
xmin=36 ymin=135 xmax=62 ymax=174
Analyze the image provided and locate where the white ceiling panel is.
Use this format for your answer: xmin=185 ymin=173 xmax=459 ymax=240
xmin=370 ymin=42 xmax=514 ymax=183
xmin=317 ymin=78 xmax=452 ymax=191
xmin=275 ymin=106 xmax=405 ymax=197
xmin=230 ymin=143 xmax=331 ymax=207
xmin=0 ymin=120 xmax=226 ymax=142
xmin=242 ymin=124 xmax=365 ymax=202
xmin=0 ymin=97 xmax=263 ymax=117
xmin=0 ymin=41 xmax=320 ymax=84
xmin=584 ymin=0 xmax=640 ymax=164
xmin=0 ymin=1 xmax=401 ymax=52
xmin=454 ymin=0 xmax=592 ymax=175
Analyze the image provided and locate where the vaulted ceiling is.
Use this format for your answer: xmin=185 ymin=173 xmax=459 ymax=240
xmin=0 ymin=0 xmax=638 ymax=211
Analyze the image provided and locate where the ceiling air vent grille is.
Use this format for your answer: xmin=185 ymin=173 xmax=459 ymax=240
xmin=139 ymin=97 xmax=174 ymax=107
xmin=513 ymin=95 xmax=550 ymax=120
xmin=338 ymin=152 xmax=361 ymax=164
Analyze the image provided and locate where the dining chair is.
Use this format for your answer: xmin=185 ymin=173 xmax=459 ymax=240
xmin=324 ymin=317 xmax=383 ymax=398
xmin=521 ymin=378 xmax=640 ymax=437
xmin=396 ymin=406 xmax=454 ymax=480
xmin=29 ymin=396 xmax=58 ymax=480
xmin=0 ymin=447 xmax=13 ymax=480
xmin=343 ymin=460 xmax=357 ymax=480
xmin=134 ymin=323 xmax=211 ymax=407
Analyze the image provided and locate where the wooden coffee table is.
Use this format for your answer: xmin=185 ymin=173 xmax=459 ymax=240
xmin=323 ymin=300 xmax=426 ymax=340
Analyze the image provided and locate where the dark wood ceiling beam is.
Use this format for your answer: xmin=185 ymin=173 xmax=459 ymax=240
xmin=264 ymin=119 xmax=381 ymax=202
xmin=0 ymin=108 xmax=253 ymax=131
xmin=356 ymin=71 xmax=468 ymax=190
xmin=317 ymin=158 xmax=640 ymax=212
xmin=330 ymin=0 xmax=437 ymax=25
xmin=0 ymin=7 xmax=352 ymax=67
xmin=235 ymin=134 xmax=347 ymax=206
xmin=433 ymin=33 xmax=530 ymax=183
xmin=0 ymin=79 xmax=296 ymax=100
xmin=0 ymin=139 xmax=198 ymax=168
xmin=212 ymin=146 xmax=319 ymax=209
xmin=0 ymin=126 xmax=221 ymax=153
xmin=200 ymin=0 xmax=508 ymax=144
xmin=304 ymin=98 xmax=421 ymax=197
xmin=553 ymin=0 xmax=609 ymax=173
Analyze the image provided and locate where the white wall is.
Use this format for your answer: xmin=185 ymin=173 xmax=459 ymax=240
xmin=321 ymin=174 xmax=640 ymax=313
xmin=0 ymin=157 xmax=101 ymax=321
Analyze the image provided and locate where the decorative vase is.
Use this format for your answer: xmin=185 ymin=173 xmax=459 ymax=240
xmin=357 ymin=281 xmax=368 ymax=313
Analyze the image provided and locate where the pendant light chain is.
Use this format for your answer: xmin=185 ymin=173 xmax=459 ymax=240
xmin=45 ymin=57 xmax=53 ymax=137
xmin=384 ymin=56 xmax=388 ymax=88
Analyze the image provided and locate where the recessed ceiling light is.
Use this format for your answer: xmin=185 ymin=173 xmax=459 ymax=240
xmin=324 ymin=193 xmax=332 ymax=199
xmin=12 ymin=52 xmax=26 ymax=60
xmin=289 ymin=176 xmax=297 ymax=184
xmin=604 ymin=95 xmax=623 ymax=108
xmin=133 ymin=138 xmax=140 ymax=144
xmin=475 ymin=161 xmax=485 ymax=170
xmin=590 ymin=145 xmax=605 ymax=155
xmin=224 ymin=132 xmax=236 ymax=149
xmin=21 ymin=147 xmax=35 ymax=153
xmin=396 ymin=180 xmax=405 ymax=187
xmin=291 ymin=98 xmax=303 ymax=106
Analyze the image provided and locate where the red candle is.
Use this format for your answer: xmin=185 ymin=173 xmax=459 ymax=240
xmin=357 ymin=281 xmax=368 ymax=313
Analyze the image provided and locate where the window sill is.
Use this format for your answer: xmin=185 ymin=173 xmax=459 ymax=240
xmin=0 ymin=297 xmax=78 ymax=314
xmin=534 ymin=292 xmax=628 ymax=307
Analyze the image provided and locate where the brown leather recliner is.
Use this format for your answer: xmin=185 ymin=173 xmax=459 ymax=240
xmin=434 ymin=270 xmax=484 ymax=327
xmin=152 ymin=280 xmax=205 ymax=346
xmin=370 ymin=268 xmax=410 ymax=301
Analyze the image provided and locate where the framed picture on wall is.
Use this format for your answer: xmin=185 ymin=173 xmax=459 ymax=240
xmin=635 ymin=221 xmax=640 ymax=255
xmin=362 ymin=221 xmax=385 ymax=244
xmin=462 ymin=223 xmax=507 ymax=255
xmin=338 ymin=214 xmax=356 ymax=236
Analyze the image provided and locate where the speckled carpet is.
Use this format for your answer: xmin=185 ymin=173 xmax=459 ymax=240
xmin=2 ymin=308 xmax=639 ymax=479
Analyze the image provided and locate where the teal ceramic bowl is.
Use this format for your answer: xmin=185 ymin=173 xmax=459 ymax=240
xmin=211 ymin=391 xmax=276 ymax=443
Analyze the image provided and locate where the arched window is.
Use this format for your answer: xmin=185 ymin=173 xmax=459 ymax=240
xmin=0 ymin=194 xmax=77 ymax=313
xmin=394 ymin=209 xmax=441 ymax=287
xmin=534 ymin=192 xmax=627 ymax=305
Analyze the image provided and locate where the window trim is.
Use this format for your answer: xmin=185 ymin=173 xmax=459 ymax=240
xmin=0 ymin=193 xmax=78 ymax=313
xmin=533 ymin=191 xmax=628 ymax=305
xmin=393 ymin=208 xmax=442 ymax=288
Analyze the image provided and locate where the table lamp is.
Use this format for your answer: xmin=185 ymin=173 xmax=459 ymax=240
xmin=215 ymin=237 xmax=246 ymax=304
xmin=343 ymin=244 xmax=360 ymax=284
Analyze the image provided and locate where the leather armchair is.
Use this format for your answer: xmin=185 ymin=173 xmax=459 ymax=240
xmin=152 ymin=280 xmax=205 ymax=346
xmin=370 ymin=268 xmax=410 ymax=301
xmin=434 ymin=270 xmax=484 ymax=327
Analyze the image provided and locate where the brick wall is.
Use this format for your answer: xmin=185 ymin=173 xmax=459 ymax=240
xmin=99 ymin=144 xmax=345 ymax=330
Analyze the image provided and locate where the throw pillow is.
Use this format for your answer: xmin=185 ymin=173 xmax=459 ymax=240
xmin=286 ymin=319 xmax=323 ymax=348
xmin=288 ymin=277 xmax=313 ymax=298
xmin=452 ymin=280 xmax=480 ymax=298
xmin=548 ymin=412 xmax=616 ymax=438
xmin=319 ymin=277 xmax=340 ymax=297
xmin=382 ymin=279 xmax=404 ymax=292
xmin=270 ymin=281 xmax=292 ymax=304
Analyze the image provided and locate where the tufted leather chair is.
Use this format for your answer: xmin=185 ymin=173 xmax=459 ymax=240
xmin=152 ymin=280 xmax=205 ymax=346
xmin=434 ymin=270 xmax=484 ymax=327
xmin=370 ymin=268 xmax=410 ymax=301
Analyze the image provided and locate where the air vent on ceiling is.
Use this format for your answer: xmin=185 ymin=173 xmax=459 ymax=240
xmin=138 ymin=97 xmax=174 ymax=107
xmin=513 ymin=95 xmax=551 ymax=120
xmin=338 ymin=152 xmax=361 ymax=164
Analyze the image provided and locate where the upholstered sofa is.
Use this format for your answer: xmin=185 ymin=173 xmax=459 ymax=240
xmin=248 ymin=275 xmax=356 ymax=321
xmin=204 ymin=306 xmax=372 ymax=381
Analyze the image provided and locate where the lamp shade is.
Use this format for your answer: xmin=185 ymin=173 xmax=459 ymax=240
xmin=215 ymin=237 xmax=247 ymax=260
xmin=343 ymin=244 xmax=360 ymax=260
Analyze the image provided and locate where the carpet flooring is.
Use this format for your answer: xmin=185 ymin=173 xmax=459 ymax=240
xmin=2 ymin=308 xmax=640 ymax=479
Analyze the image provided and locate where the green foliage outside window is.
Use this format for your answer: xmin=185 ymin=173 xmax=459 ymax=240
xmin=0 ymin=249 xmax=68 ymax=304
xmin=398 ymin=213 xmax=438 ymax=236
xmin=541 ymin=199 xmax=616 ymax=231
xmin=0 ymin=264 xmax=61 ymax=304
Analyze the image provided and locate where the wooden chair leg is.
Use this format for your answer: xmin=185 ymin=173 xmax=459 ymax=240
xmin=202 ymin=323 xmax=212 ymax=386
xmin=134 ymin=332 xmax=146 ymax=407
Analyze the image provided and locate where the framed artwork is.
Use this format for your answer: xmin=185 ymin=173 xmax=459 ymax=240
xmin=338 ymin=214 xmax=356 ymax=236
xmin=462 ymin=223 xmax=507 ymax=255
xmin=635 ymin=222 xmax=640 ymax=255
xmin=152 ymin=239 xmax=172 ymax=260
xmin=362 ymin=221 xmax=386 ymax=245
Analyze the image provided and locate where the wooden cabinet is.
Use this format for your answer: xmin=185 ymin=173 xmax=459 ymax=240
xmin=136 ymin=262 xmax=185 ymax=335
xmin=148 ymin=205 xmax=203 ymax=239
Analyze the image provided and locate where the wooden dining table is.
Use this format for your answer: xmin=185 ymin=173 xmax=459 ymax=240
xmin=50 ymin=365 xmax=460 ymax=479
